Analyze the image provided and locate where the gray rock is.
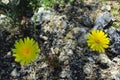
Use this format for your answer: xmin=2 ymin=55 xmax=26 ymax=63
xmin=67 ymin=49 xmax=73 ymax=56
xmin=39 ymin=35 xmax=48 ymax=40
xmin=75 ymin=27 xmax=88 ymax=47
xmin=110 ymin=42 xmax=120 ymax=54
xmin=93 ymin=11 xmax=113 ymax=30
xmin=80 ymin=16 xmax=92 ymax=27
xmin=0 ymin=15 xmax=6 ymax=24
xmin=72 ymin=27 xmax=81 ymax=34
xmin=61 ymin=20 xmax=67 ymax=29
xmin=7 ymin=51 xmax=11 ymax=56
xmin=60 ymin=66 xmax=71 ymax=79
xmin=11 ymin=68 xmax=20 ymax=77
xmin=112 ymin=71 xmax=120 ymax=80
xmin=60 ymin=70 xmax=68 ymax=78
xmin=83 ymin=63 xmax=93 ymax=76
xmin=106 ymin=27 xmax=120 ymax=54
xmin=59 ymin=54 xmax=69 ymax=62
xmin=112 ymin=56 xmax=120 ymax=63
xmin=87 ymin=57 xmax=95 ymax=63
xmin=1 ymin=0 xmax=9 ymax=4
xmin=98 ymin=54 xmax=112 ymax=66
xmin=65 ymin=32 xmax=73 ymax=39
xmin=64 ymin=60 xmax=69 ymax=65
xmin=31 ymin=7 xmax=52 ymax=22
xmin=4 ymin=51 xmax=12 ymax=58
xmin=101 ymin=5 xmax=111 ymax=11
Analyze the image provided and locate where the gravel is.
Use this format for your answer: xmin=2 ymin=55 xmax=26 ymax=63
xmin=1 ymin=0 xmax=120 ymax=80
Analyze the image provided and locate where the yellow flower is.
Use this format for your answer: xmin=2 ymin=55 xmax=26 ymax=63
xmin=12 ymin=37 xmax=40 ymax=65
xmin=87 ymin=30 xmax=110 ymax=53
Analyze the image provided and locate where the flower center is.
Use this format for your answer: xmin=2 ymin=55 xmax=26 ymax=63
xmin=22 ymin=46 xmax=31 ymax=57
xmin=95 ymin=39 xmax=100 ymax=44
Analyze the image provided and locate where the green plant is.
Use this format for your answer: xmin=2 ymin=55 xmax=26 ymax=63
xmin=111 ymin=7 xmax=118 ymax=16
xmin=0 ymin=0 xmax=41 ymax=24
xmin=110 ymin=7 xmax=120 ymax=28
xmin=39 ymin=0 xmax=73 ymax=8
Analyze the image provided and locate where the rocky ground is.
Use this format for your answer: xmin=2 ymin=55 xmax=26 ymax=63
xmin=0 ymin=0 xmax=120 ymax=80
